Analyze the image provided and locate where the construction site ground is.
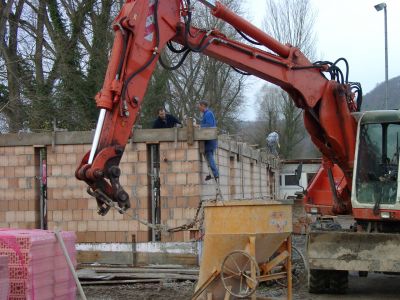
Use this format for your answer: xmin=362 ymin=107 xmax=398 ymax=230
xmin=76 ymin=233 xmax=400 ymax=300
xmin=78 ymin=272 xmax=400 ymax=300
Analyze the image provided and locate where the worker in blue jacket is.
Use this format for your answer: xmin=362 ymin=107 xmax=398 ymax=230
xmin=198 ymin=100 xmax=219 ymax=181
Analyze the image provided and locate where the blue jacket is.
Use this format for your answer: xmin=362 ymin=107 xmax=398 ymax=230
xmin=201 ymin=109 xmax=217 ymax=151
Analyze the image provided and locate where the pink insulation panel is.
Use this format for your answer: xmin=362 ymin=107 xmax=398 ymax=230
xmin=0 ymin=229 xmax=77 ymax=300
xmin=0 ymin=255 xmax=9 ymax=300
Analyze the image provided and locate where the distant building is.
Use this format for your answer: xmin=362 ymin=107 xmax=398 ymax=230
xmin=279 ymin=159 xmax=321 ymax=199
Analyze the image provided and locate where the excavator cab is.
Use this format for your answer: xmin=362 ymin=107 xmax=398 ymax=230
xmin=352 ymin=110 xmax=400 ymax=219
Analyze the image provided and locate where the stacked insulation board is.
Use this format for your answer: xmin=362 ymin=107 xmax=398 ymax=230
xmin=0 ymin=255 xmax=9 ymax=300
xmin=0 ymin=229 xmax=76 ymax=300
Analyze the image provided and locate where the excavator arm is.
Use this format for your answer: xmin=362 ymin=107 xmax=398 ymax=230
xmin=76 ymin=0 xmax=358 ymax=215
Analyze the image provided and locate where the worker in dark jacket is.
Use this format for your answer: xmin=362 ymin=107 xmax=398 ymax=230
xmin=152 ymin=108 xmax=182 ymax=129
xmin=198 ymin=100 xmax=219 ymax=181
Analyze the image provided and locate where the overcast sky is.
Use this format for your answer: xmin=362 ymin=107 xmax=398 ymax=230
xmin=242 ymin=0 xmax=400 ymax=120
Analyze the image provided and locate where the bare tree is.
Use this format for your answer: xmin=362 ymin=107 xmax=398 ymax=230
xmin=1 ymin=0 xmax=246 ymax=132
xmin=141 ymin=0 xmax=246 ymax=132
xmin=0 ymin=0 xmax=27 ymax=132
xmin=257 ymin=0 xmax=317 ymax=158
xmin=0 ymin=0 xmax=121 ymax=132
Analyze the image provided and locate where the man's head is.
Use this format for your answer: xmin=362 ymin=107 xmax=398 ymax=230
xmin=198 ymin=100 xmax=209 ymax=113
xmin=157 ymin=107 xmax=166 ymax=120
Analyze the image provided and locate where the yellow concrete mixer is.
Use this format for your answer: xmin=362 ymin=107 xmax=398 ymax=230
xmin=192 ymin=200 xmax=293 ymax=300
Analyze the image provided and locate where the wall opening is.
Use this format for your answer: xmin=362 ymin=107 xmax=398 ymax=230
xmin=147 ymin=144 xmax=161 ymax=241
xmin=34 ymin=146 xmax=47 ymax=229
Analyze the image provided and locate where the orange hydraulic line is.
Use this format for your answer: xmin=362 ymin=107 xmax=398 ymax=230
xmin=211 ymin=2 xmax=291 ymax=58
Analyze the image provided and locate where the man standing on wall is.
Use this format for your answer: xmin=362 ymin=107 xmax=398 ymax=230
xmin=198 ymin=100 xmax=219 ymax=181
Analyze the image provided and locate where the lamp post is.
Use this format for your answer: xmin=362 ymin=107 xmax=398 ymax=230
xmin=374 ymin=2 xmax=388 ymax=109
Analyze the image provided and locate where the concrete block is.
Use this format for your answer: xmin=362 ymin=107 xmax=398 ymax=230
xmin=88 ymin=220 xmax=97 ymax=231
xmin=88 ymin=199 xmax=98 ymax=210
xmin=4 ymin=178 xmax=18 ymax=189
xmin=118 ymin=220 xmax=130 ymax=231
xmin=5 ymin=211 xmax=16 ymax=222
xmin=4 ymin=167 xmax=14 ymax=177
xmin=105 ymin=231 xmax=116 ymax=243
xmin=73 ymin=210 xmax=82 ymax=221
xmin=172 ymin=162 xmax=182 ymax=173
xmin=135 ymin=162 xmax=147 ymax=175
xmin=176 ymin=197 xmax=188 ymax=207
xmin=98 ymin=220 xmax=109 ymax=231
xmin=24 ymin=166 xmax=35 ymax=177
xmin=63 ymin=210 xmax=73 ymax=221
xmin=67 ymin=221 xmax=78 ymax=231
xmin=126 ymin=151 xmax=138 ymax=162
xmin=16 ymin=211 xmax=24 ymax=222
xmin=165 ymin=173 xmax=177 ymax=185
xmin=135 ymin=143 xmax=147 ymax=151
xmin=0 ymin=201 xmax=8 ymax=211
xmin=0 ymin=178 xmax=8 ymax=189
xmin=18 ymin=200 xmax=28 ymax=211
xmin=76 ymin=220 xmax=88 ymax=231
xmin=176 ymin=174 xmax=187 ymax=185
xmin=108 ymin=221 xmax=119 ymax=231
xmin=183 ymin=185 xmax=199 ymax=197
xmin=15 ymin=166 xmax=25 ymax=177
xmin=5 ymin=188 xmax=15 ymax=200
xmin=51 ymin=210 xmax=61 ymax=221
xmin=66 ymin=153 xmax=78 ymax=165
xmin=96 ymin=231 xmax=106 ymax=243
xmin=138 ymin=150 xmax=147 ymax=162
xmin=175 ymin=149 xmax=186 ymax=161
xmin=139 ymin=174 xmax=148 ymax=185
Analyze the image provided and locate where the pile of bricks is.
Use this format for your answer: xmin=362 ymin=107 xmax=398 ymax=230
xmin=0 ymin=229 xmax=76 ymax=300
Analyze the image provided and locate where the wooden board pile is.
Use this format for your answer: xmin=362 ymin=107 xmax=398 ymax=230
xmin=0 ymin=229 xmax=76 ymax=300
xmin=78 ymin=265 xmax=199 ymax=285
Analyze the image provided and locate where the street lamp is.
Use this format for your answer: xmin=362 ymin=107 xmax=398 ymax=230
xmin=374 ymin=2 xmax=388 ymax=109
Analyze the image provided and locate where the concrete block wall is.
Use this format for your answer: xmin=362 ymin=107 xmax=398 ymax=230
xmin=0 ymin=146 xmax=38 ymax=229
xmin=158 ymin=141 xmax=201 ymax=243
xmin=0 ymin=130 xmax=279 ymax=244
xmin=201 ymin=136 xmax=279 ymax=202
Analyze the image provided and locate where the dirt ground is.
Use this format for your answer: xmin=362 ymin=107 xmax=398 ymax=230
xmin=78 ymin=273 xmax=400 ymax=300
xmin=77 ymin=235 xmax=400 ymax=300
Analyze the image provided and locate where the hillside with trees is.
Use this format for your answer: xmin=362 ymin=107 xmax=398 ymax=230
xmin=362 ymin=76 xmax=400 ymax=111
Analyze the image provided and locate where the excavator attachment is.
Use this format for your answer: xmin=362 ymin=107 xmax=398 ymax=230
xmin=307 ymin=231 xmax=400 ymax=272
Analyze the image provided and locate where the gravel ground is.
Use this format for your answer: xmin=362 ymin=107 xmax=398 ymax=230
xmin=77 ymin=235 xmax=400 ymax=300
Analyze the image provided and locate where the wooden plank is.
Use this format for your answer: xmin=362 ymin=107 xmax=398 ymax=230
xmin=92 ymin=267 xmax=199 ymax=275
xmin=262 ymin=251 xmax=289 ymax=273
xmin=0 ymin=128 xmax=217 ymax=147
xmin=224 ymin=286 xmax=232 ymax=300
xmin=77 ymin=250 xmax=198 ymax=266
xmin=81 ymin=279 xmax=160 ymax=286
xmin=92 ymin=272 xmax=198 ymax=281
xmin=147 ymin=264 xmax=185 ymax=269
xmin=191 ymin=269 xmax=219 ymax=300
xmin=187 ymin=118 xmax=194 ymax=145
xmin=132 ymin=128 xmax=217 ymax=143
